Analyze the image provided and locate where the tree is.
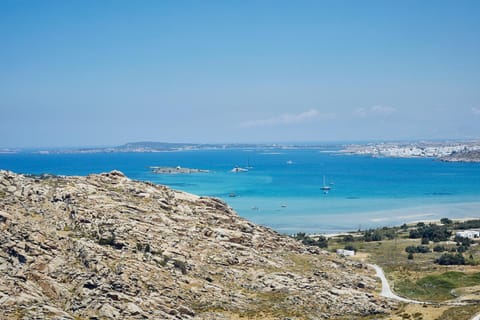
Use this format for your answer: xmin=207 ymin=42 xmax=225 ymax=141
xmin=409 ymin=224 xmax=451 ymax=242
xmin=297 ymin=235 xmax=328 ymax=248
xmin=364 ymin=229 xmax=383 ymax=242
xmin=440 ymin=218 xmax=453 ymax=225
xmin=407 ymin=253 xmax=414 ymax=260
xmin=454 ymin=235 xmax=473 ymax=247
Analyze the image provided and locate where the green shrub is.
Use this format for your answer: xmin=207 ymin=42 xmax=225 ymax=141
xmin=436 ymin=253 xmax=465 ymax=265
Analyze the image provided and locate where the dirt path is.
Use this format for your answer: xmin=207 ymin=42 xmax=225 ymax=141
xmin=369 ymin=264 xmax=480 ymax=319
xmin=471 ymin=312 xmax=480 ymax=320
xmin=367 ymin=264 xmax=422 ymax=304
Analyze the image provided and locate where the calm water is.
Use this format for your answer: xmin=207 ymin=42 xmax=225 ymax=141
xmin=1 ymin=148 xmax=480 ymax=233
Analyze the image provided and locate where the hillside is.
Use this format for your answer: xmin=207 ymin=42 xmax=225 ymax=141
xmin=0 ymin=170 xmax=392 ymax=319
xmin=440 ymin=149 xmax=480 ymax=162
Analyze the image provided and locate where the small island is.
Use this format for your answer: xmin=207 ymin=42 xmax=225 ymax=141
xmin=150 ymin=166 xmax=210 ymax=174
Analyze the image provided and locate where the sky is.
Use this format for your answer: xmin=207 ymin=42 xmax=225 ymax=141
xmin=1 ymin=0 xmax=479 ymax=148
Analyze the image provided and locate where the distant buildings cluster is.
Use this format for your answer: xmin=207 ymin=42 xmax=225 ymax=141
xmin=456 ymin=230 xmax=480 ymax=239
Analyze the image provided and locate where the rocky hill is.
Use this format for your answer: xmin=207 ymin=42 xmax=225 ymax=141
xmin=440 ymin=149 xmax=480 ymax=162
xmin=0 ymin=170 xmax=392 ymax=319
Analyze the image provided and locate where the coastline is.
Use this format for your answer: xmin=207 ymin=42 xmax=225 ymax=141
xmin=246 ymin=201 xmax=480 ymax=235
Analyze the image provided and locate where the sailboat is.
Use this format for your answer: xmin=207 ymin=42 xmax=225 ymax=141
xmin=246 ymin=157 xmax=254 ymax=169
xmin=320 ymin=175 xmax=331 ymax=192
xmin=231 ymin=165 xmax=248 ymax=173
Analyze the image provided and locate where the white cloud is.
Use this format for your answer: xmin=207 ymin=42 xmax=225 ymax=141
xmin=239 ymin=109 xmax=332 ymax=128
xmin=472 ymin=107 xmax=480 ymax=115
xmin=355 ymin=105 xmax=397 ymax=117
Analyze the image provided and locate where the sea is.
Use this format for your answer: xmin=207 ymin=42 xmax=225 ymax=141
xmin=1 ymin=147 xmax=480 ymax=234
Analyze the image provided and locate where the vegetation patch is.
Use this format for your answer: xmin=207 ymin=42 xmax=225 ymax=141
xmin=438 ymin=304 xmax=480 ymax=320
xmin=396 ymin=271 xmax=480 ymax=302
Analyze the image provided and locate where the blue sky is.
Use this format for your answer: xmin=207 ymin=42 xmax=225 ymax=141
xmin=1 ymin=0 xmax=479 ymax=147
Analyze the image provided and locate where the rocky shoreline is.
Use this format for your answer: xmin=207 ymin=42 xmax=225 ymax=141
xmin=440 ymin=149 xmax=480 ymax=163
xmin=0 ymin=170 xmax=393 ymax=319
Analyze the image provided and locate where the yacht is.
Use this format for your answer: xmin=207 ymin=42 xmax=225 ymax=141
xmin=231 ymin=166 xmax=248 ymax=173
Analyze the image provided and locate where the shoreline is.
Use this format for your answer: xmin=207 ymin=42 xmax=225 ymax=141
xmin=315 ymin=215 xmax=480 ymax=238
xmin=248 ymin=201 xmax=480 ymax=235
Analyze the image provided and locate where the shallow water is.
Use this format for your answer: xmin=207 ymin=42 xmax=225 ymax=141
xmin=1 ymin=148 xmax=480 ymax=233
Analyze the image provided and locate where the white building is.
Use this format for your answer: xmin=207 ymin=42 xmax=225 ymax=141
xmin=336 ymin=249 xmax=355 ymax=257
xmin=456 ymin=230 xmax=480 ymax=239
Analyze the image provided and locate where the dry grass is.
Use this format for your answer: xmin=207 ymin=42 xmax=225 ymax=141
xmin=328 ymin=229 xmax=480 ymax=319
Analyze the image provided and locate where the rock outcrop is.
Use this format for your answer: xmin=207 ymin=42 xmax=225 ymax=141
xmin=440 ymin=149 xmax=480 ymax=162
xmin=0 ymin=170 xmax=392 ymax=319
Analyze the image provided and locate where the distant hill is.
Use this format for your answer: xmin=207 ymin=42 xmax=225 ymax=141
xmin=440 ymin=149 xmax=480 ymax=162
xmin=30 ymin=141 xmax=332 ymax=154
xmin=115 ymin=141 xmax=259 ymax=151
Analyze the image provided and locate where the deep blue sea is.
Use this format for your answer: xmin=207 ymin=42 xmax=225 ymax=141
xmin=1 ymin=148 xmax=480 ymax=233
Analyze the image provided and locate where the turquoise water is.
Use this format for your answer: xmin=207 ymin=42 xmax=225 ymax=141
xmin=1 ymin=148 xmax=480 ymax=233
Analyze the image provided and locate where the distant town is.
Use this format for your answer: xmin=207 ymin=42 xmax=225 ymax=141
xmin=341 ymin=140 xmax=480 ymax=162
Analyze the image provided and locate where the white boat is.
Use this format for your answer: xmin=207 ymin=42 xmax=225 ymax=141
xmin=231 ymin=166 xmax=248 ymax=173
xmin=246 ymin=158 xmax=254 ymax=169
xmin=321 ymin=175 xmax=331 ymax=192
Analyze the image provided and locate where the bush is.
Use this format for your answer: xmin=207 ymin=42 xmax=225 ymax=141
xmin=406 ymin=246 xmax=417 ymax=254
xmin=436 ymin=253 xmax=465 ymax=265
xmin=421 ymin=237 xmax=429 ymax=245
xmin=433 ymin=245 xmax=446 ymax=252
xmin=455 ymin=236 xmax=473 ymax=247
xmin=343 ymin=235 xmax=354 ymax=242
xmin=409 ymin=224 xmax=451 ymax=242
xmin=294 ymin=234 xmax=328 ymax=248
xmin=344 ymin=245 xmax=356 ymax=251
xmin=440 ymin=218 xmax=453 ymax=225
xmin=136 ymin=243 xmax=151 ymax=253
xmin=405 ymin=245 xmax=430 ymax=254
xmin=417 ymin=245 xmax=430 ymax=253
xmin=457 ymin=245 xmax=468 ymax=253
xmin=293 ymin=232 xmax=307 ymax=241
xmin=407 ymin=253 xmax=414 ymax=260
xmin=364 ymin=229 xmax=383 ymax=242
xmin=454 ymin=219 xmax=480 ymax=230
